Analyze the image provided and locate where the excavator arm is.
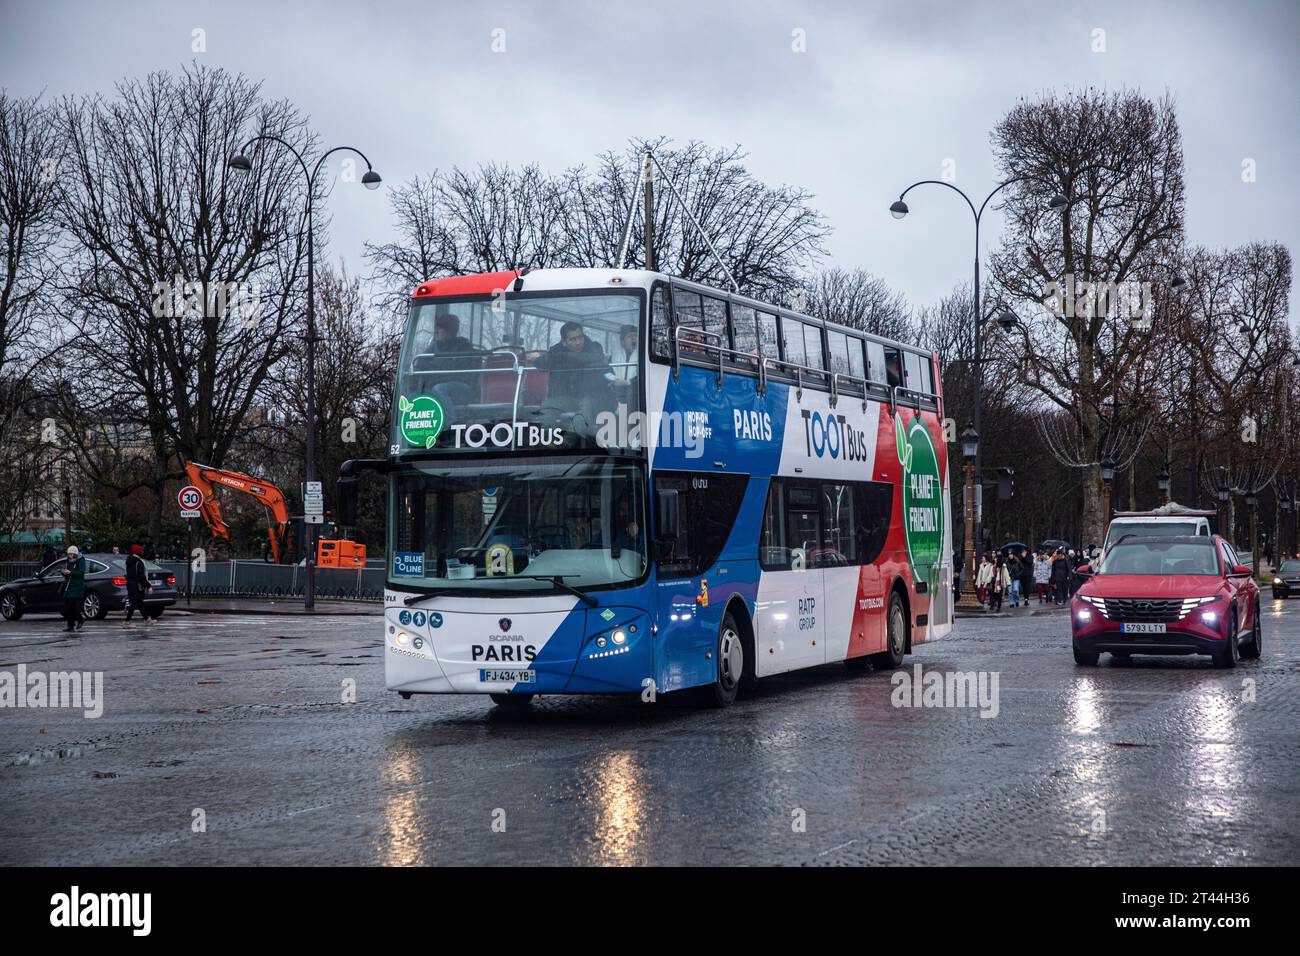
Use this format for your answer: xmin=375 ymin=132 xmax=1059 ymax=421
xmin=183 ymin=461 xmax=292 ymax=564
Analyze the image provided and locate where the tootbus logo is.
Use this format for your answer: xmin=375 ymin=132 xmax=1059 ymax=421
xmin=800 ymin=409 xmax=869 ymax=461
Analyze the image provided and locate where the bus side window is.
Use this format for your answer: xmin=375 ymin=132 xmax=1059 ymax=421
xmin=785 ymin=483 xmax=821 ymax=567
xmin=650 ymin=283 xmax=673 ymax=360
xmin=757 ymin=311 xmax=780 ymax=365
xmin=820 ymin=483 xmax=857 ymax=565
xmin=848 ymin=338 xmax=867 ymax=381
xmin=759 ymin=480 xmax=789 ymax=570
xmin=702 ymin=295 xmax=729 ymax=352
xmin=780 ymin=316 xmax=806 ymax=368
xmin=653 ymin=473 xmax=749 ymax=577
xmin=882 ymin=347 xmax=903 ymax=388
xmin=731 ymin=304 xmax=758 ymax=366
xmin=854 ymin=481 xmax=893 ymax=565
xmin=866 ymin=341 xmax=887 ymax=384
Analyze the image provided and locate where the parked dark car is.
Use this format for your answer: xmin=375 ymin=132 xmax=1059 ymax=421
xmin=0 ymin=554 xmax=178 ymax=622
xmin=1274 ymin=559 xmax=1300 ymax=599
xmin=1071 ymin=535 xmax=1261 ymax=668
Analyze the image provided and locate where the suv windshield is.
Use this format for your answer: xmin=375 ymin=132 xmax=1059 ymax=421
xmin=393 ymin=291 xmax=643 ymax=455
xmin=388 ymin=456 xmax=647 ymax=592
xmin=1105 ymin=521 xmax=1197 ymax=548
xmin=1100 ymin=540 xmax=1221 ymax=576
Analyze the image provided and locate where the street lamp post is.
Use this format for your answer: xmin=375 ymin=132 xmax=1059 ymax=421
xmin=228 ymin=140 xmax=381 ymax=611
xmin=1245 ymin=491 xmax=1259 ymax=578
xmin=1157 ymin=466 xmax=1171 ymax=505
xmin=891 ymin=178 xmax=1068 ymax=562
xmin=1100 ymin=457 xmax=1116 ymax=538
xmin=959 ymin=425 xmax=981 ymax=609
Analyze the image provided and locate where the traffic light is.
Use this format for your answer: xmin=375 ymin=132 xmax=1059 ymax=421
xmin=997 ymin=467 xmax=1015 ymax=501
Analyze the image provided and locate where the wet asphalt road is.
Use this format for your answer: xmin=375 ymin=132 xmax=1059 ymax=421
xmin=1 ymin=600 xmax=1297 ymax=866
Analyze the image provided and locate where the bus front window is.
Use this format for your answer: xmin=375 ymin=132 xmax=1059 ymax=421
xmin=388 ymin=457 xmax=647 ymax=592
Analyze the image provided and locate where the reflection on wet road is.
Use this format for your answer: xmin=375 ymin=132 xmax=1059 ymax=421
xmin=1 ymin=602 xmax=1296 ymax=865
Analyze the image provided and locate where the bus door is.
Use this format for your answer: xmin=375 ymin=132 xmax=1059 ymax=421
xmin=755 ymin=480 xmax=825 ymax=674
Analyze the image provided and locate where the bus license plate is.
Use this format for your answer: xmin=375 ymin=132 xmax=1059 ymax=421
xmin=1121 ymin=622 xmax=1166 ymax=634
xmin=479 ymin=669 xmax=536 ymax=683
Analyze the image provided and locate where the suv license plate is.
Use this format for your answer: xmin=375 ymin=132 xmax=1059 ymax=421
xmin=1121 ymin=622 xmax=1166 ymax=634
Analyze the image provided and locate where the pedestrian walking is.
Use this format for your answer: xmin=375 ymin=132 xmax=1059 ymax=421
xmin=1051 ymin=549 xmax=1071 ymax=605
xmin=1006 ymin=550 xmax=1022 ymax=607
xmin=59 ymin=545 xmax=87 ymax=633
xmin=952 ymin=550 xmax=963 ymax=601
xmin=1018 ymin=548 xmax=1035 ymax=607
xmin=1034 ymin=550 xmax=1051 ymax=603
xmin=989 ymin=555 xmax=1011 ymax=611
xmin=41 ymin=543 xmax=57 ymax=567
xmin=975 ymin=553 xmax=994 ymax=607
xmin=122 ymin=544 xmax=151 ymax=627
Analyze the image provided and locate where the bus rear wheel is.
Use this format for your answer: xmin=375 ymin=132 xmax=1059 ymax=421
xmin=700 ymin=611 xmax=743 ymax=708
xmin=870 ymin=593 xmax=907 ymax=670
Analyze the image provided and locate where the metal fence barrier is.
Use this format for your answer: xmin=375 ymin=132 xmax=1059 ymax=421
xmin=156 ymin=560 xmax=386 ymax=601
xmin=2 ymin=559 xmax=385 ymax=599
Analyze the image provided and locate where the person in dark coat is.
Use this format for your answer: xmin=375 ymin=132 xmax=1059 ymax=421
xmin=1018 ymin=548 xmax=1035 ymax=607
xmin=1051 ymin=549 xmax=1072 ymax=605
xmin=122 ymin=544 xmax=151 ymax=626
xmin=536 ymin=321 xmax=615 ymax=404
xmin=59 ymin=545 xmax=87 ymax=632
xmin=41 ymin=544 xmax=57 ymax=567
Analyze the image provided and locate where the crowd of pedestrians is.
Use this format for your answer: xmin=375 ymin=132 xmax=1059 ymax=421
xmin=958 ymin=544 xmax=1101 ymax=612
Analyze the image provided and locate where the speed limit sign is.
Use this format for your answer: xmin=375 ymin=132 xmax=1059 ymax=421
xmin=178 ymin=485 xmax=204 ymax=518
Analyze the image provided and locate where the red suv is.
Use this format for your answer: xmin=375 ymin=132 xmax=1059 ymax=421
xmin=1071 ymin=535 xmax=1261 ymax=668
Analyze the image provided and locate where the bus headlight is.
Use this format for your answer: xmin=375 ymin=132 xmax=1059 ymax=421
xmin=396 ymin=631 xmax=410 ymax=645
xmin=611 ymin=629 xmax=627 ymax=645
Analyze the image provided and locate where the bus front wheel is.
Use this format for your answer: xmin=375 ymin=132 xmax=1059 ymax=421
xmin=871 ymin=593 xmax=907 ymax=670
xmin=699 ymin=611 xmax=744 ymax=708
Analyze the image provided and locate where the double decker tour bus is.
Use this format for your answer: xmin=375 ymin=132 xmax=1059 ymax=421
xmin=341 ymin=267 xmax=952 ymax=708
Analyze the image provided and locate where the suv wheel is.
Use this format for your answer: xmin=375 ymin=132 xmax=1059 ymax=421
xmin=1239 ymin=599 xmax=1262 ymax=660
xmin=1213 ymin=614 xmax=1239 ymax=669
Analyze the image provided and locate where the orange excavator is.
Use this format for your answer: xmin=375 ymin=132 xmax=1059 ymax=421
xmin=184 ymin=461 xmax=293 ymax=564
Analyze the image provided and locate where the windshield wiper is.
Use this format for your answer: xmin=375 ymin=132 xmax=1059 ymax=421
xmin=401 ymin=585 xmax=465 ymax=606
xmin=516 ymin=575 xmax=598 ymax=606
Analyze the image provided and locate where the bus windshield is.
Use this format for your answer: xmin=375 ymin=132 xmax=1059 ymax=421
xmin=393 ymin=291 xmax=643 ymax=454
xmin=388 ymin=456 xmax=647 ymax=592
xmin=1099 ymin=540 xmax=1220 ymax=576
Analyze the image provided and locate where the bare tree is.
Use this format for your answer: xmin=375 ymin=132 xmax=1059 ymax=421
xmin=800 ymin=267 xmax=913 ymax=340
xmin=990 ymin=88 xmax=1186 ymax=546
xmin=365 ymin=139 xmax=832 ymax=309
xmin=53 ymin=63 xmax=314 ymax=542
xmin=0 ymin=92 xmax=66 ymax=540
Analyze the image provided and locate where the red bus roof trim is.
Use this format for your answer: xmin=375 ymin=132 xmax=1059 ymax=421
xmin=411 ymin=270 xmax=523 ymax=299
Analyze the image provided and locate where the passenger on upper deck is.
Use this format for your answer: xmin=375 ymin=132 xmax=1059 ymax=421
xmin=534 ymin=321 xmax=616 ymax=427
xmin=420 ymin=313 xmax=478 ymax=420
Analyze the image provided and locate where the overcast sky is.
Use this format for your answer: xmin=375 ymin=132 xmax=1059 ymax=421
xmin=3 ymin=0 xmax=1297 ymax=324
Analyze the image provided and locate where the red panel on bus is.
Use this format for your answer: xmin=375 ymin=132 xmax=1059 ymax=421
xmin=411 ymin=270 xmax=522 ymax=298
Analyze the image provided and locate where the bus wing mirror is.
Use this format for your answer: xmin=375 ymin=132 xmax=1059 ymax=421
xmin=335 ymin=476 xmax=360 ymax=528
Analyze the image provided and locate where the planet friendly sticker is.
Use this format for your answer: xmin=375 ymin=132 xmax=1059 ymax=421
xmin=398 ymin=394 xmax=445 ymax=448
xmin=895 ymin=410 xmax=943 ymax=585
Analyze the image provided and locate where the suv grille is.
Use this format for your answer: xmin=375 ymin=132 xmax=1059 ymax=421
xmin=1093 ymin=598 xmax=1187 ymax=623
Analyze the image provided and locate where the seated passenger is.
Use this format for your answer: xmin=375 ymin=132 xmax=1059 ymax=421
xmin=535 ymin=321 xmax=615 ymax=429
xmin=428 ymin=313 xmax=479 ymax=420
